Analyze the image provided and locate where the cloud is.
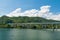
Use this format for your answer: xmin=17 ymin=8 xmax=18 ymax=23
xmin=6 ymin=5 xmax=60 ymax=21
xmin=6 ymin=8 xmax=22 ymax=17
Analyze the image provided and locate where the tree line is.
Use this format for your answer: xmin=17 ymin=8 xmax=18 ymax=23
xmin=0 ymin=15 xmax=60 ymax=29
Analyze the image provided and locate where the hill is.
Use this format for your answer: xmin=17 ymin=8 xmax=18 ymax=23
xmin=0 ymin=15 xmax=60 ymax=24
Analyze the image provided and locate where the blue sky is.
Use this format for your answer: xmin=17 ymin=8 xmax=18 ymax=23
xmin=0 ymin=0 xmax=60 ymax=16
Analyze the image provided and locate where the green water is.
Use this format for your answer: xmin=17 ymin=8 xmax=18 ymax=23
xmin=0 ymin=28 xmax=60 ymax=40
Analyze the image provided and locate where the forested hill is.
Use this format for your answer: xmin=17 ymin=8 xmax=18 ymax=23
xmin=0 ymin=16 xmax=60 ymax=24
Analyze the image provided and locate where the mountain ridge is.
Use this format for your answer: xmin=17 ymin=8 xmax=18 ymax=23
xmin=0 ymin=16 xmax=60 ymax=24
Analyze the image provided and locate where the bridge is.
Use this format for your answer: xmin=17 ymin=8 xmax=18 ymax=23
xmin=8 ymin=22 xmax=60 ymax=29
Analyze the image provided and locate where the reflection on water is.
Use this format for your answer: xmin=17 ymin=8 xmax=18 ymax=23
xmin=0 ymin=28 xmax=60 ymax=40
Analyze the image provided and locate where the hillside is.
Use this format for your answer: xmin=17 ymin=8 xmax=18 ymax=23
xmin=0 ymin=16 xmax=60 ymax=24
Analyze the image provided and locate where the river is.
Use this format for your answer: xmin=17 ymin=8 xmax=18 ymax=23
xmin=0 ymin=28 xmax=60 ymax=40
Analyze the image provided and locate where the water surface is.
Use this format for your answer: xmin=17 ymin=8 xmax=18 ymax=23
xmin=0 ymin=28 xmax=60 ymax=40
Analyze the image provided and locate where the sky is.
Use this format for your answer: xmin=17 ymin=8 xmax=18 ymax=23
xmin=0 ymin=0 xmax=60 ymax=20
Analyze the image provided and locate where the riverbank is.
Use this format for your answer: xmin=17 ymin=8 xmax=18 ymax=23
xmin=0 ymin=24 xmax=60 ymax=29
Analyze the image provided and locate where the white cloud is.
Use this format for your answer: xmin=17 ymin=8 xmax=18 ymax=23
xmin=6 ymin=5 xmax=60 ymax=21
xmin=6 ymin=8 xmax=22 ymax=17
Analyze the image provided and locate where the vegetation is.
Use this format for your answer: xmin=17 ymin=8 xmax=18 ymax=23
xmin=0 ymin=15 xmax=60 ymax=29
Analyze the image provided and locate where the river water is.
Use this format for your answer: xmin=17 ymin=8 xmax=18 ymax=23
xmin=0 ymin=28 xmax=60 ymax=40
